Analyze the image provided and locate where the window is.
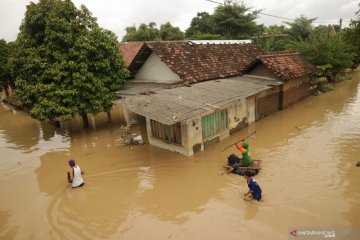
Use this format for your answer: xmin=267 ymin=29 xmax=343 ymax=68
xmin=201 ymin=109 xmax=228 ymax=139
xmin=150 ymin=120 xmax=182 ymax=145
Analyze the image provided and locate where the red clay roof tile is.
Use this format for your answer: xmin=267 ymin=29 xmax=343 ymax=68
xmin=144 ymin=41 xmax=265 ymax=82
xmin=118 ymin=42 xmax=144 ymax=67
xmin=259 ymin=52 xmax=317 ymax=81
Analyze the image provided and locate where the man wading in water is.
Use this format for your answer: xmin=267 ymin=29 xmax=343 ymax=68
xmin=67 ymin=159 xmax=85 ymax=188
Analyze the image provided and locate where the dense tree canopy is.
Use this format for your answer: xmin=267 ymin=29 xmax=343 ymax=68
xmin=122 ymin=22 xmax=161 ymax=42
xmin=185 ymin=12 xmax=221 ymax=39
xmin=122 ymin=22 xmax=184 ymax=41
xmin=284 ymin=15 xmax=316 ymax=41
xmin=185 ymin=0 xmax=263 ymax=40
xmin=0 ymin=39 xmax=11 ymax=90
xmin=344 ymin=3 xmax=360 ymax=68
xmin=159 ymin=22 xmax=185 ymax=41
xmin=9 ymin=0 xmax=128 ymax=127
xmin=212 ymin=0 xmax=263 ymax=39
xmin=288 ymin=25 xmax=354 ymax=75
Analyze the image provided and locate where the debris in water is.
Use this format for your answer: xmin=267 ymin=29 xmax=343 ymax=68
xmin=356 ymin=161 xmax=360 ymax=167
xmin=119 ymin=125 xmax=132 ymax=146
xmin=132 ymin=135 xmax=144 ymax=145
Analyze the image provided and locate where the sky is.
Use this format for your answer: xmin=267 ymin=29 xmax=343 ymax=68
xmin=0 ymin=0 xmax=358 ymax=42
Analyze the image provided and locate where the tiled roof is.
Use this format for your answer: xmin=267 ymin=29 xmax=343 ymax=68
xmin=145 ymin=41 xmax=265 ymax=83
xmin=118 ymin=42 xmax=144 ymax=67
xmin=118 ymin=42 xmax=316 ymax=83
xmin=258 ymin=52 xmax=317 ymax=81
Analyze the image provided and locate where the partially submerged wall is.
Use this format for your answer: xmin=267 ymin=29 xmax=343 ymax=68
xmin=256 ymin=86 xmax=281 ymax=121
xmin=281 ymin=75 xmax=310 ymax=109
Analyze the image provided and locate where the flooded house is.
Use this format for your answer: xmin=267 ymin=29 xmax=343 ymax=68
xmin=244 ymin=52 xmax=317 ymax=110
xmin=116 ymin=41 xmax=316 ymax=156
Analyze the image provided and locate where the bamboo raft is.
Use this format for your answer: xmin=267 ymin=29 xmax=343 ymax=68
xmin=224 ymin=159 xmax=262 ymax=176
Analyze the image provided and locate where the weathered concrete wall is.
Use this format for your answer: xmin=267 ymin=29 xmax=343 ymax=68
xmin=146 ymin=118 xmax=192 ymax=156
xmin=185 ymin=117 xmax=203 ymax=155
xmin=143 ymin=87 xmax=285 ymax=156
xmin=256 ymin=86 xmax=281 ymax=121
xmin=281 ymin=75 xmax=310 ymax=109
xmin=135 ymin=53 xmax=182 ymax=83
xmin=228 ymin=99 xmax=247 ymax=134
xmin=246 ymin=96 xmax=256 ymax=125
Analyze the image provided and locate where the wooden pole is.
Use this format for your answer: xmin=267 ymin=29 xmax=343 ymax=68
xmin=221 ymin=131 xmax=256 ymax=152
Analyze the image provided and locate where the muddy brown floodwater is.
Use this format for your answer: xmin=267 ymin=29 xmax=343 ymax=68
xmin=1 ymin=71 xmax=360 ymax=240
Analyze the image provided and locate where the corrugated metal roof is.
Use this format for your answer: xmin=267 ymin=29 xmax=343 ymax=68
xmin=117 ymin=77 xmax=275 ymax=125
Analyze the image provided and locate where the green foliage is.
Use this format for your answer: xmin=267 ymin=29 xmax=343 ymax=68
xmin=284 ymin=15 xmax=317 ymax=41
xmin=310 ymin=64 xmax=333 ymax=94
xmin=185 ymin=0 xmax=263 ymax=40
xmin=185 ymin=12 xmax=217 ymax=39
xmin=212 ymin=0 xmax=263 ymax=39
xmin=0 ymin=39 xmax=11 ymax=88
xmin=122 ymin=22 xmax=185 ymax=41
xmin=9 ymin=0 xmax=128 ymax=123
xmin=287 ymin=25 xmax=354 ymax=79
xmin=343 ymin=3 xmax=360 ymax=69
xmin=254 ymin=35 xmax=286 ymax=51
xmin=159 ymin=22 xmax=185 ymax=40
xmin=265 ymin=25 xmax=286 ymax=35
xmin=186 ymin=33 xmax=223 ymax=40
xmin=122 ymin=22 xmax=161 ymax=41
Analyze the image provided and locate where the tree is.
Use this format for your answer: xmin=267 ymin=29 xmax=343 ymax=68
xmin=122 ymin=22 xmax=185 ymax=41
xmin=284 ymin=15 xmax=316 ymax=41
xmin=343 ymin=3 xmax=360 ymax=69
xmin=159 ymin=22 xmax=185 ymax=40
xmin=185 ymin=1 xmax=263 ymax=40
xmin=0 ymin=39 xmax=11 ymax=95
xmin=185 ymin=12 xmax=219 ymax=39
xmin=254 ymin=35 xmax=286 ymax=52
xmin=9 ymin=0 xmax=128 ymax=128
xmin=122 ymin=22 xmax=161 ymax=41
xmin=288 ymin=25 xmax=354 ymax=80
xmin=212 ymin=0 xmax=263 ymax=39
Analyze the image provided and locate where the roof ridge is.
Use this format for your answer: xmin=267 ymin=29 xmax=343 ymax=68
xmin=259 ymin=51 xmax=299 ymax=58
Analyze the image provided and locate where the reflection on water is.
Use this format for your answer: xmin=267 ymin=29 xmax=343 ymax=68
xmin=0 ymin=71 xmax=360 ymax=239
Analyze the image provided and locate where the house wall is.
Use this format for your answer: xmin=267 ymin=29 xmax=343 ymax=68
xmin=135 ymin=53 xmax=182 ymax=83
xmin=143 ymin=89 xmax=282 ymax=156
xmin=146 ymin=118 xmax=194 ymax=156
xmin=255 ymin=86 xmax=281 ymax=121
xmin=228 ymin=99 xmax=247 ymax=134
xmin=281 ymin=75 xmax=310 ymax=109
xmin=145 ymin=100 xmax=250 ymax=156
xmin=246 ymin=96 xmax=256 ymax=125
xmin=186 ymin=117 xmax=204 ymax=155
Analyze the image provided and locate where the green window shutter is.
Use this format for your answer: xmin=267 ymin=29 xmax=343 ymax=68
xmin=201 ymin=109 xmax=228 ymax=139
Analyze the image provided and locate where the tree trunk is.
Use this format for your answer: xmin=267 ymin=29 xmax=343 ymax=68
xmin=4 ymin=86 xmax=9 ymax=97
xmin=7 ymin=85 xmax=13 ymax=96
xmin=107 ymin=111 xmax=112 ymax=122
xmin=81 ymin=114 xmax=89 ymax=128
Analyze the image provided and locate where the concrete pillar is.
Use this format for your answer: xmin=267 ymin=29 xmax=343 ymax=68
xmin=123 ymin=107 xmax=131 ymax=127
xmin=90 ymin=115 xmax=96 ymax=130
